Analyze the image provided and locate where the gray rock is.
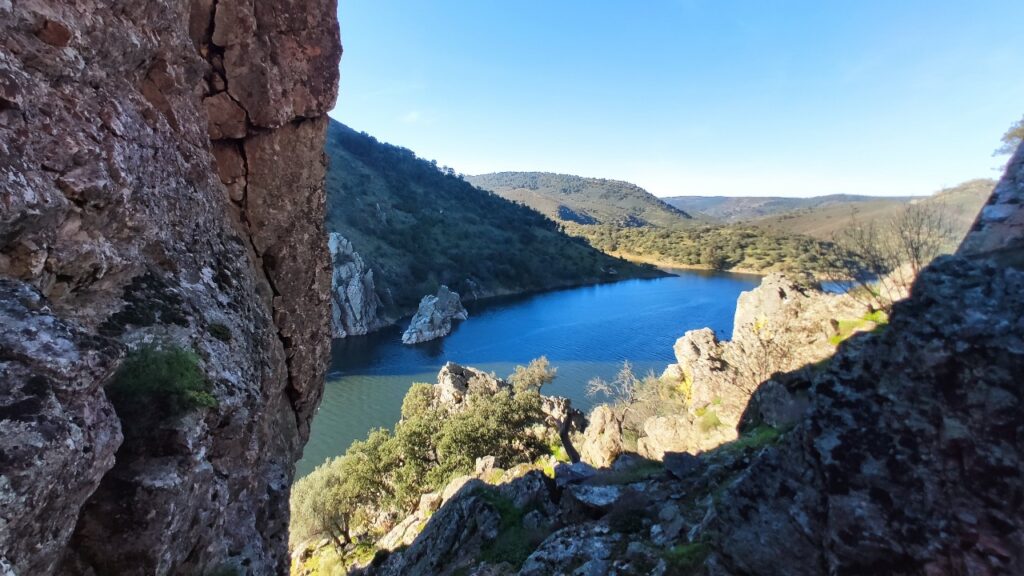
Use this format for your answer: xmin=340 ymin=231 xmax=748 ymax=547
xmin=328 ymin=233 xmax=383 ymax=338
xmin=554 ymin=461 xmax=598 ymax=488
xmin=663 ymin=452 xmax=700 ymax=480
xmin=0 ymin=281 xmax=123 ymax=576
xmin=402 ymin=285 xmax=468 ymax=344
xmin=0 ymin=0 xmax=340 ymax=572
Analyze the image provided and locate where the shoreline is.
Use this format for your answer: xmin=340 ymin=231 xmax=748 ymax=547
xmin=607 ymin=251 xmax=770 ymax=277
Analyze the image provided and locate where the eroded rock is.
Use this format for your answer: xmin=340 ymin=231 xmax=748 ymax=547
xmin=401 ymin=285 xmax=468 ymax=344
xmin=328 ymin=232 xmax=383 ymax=338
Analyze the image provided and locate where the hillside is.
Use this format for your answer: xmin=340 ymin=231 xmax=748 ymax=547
xmin=467 ymin=172 xmax=693 ymax=228
xmin=752 ymin=179 xmax=994 ymax=239
xmin=663 ymin=194 xmax=912 ymax=223
xmin=324 ymin=123 xmax=661 ymax=318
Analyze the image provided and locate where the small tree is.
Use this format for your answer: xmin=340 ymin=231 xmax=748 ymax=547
xmin=823 ymin=201 xmax=957 ymax=312
xmin=995 ymin=114 xmax=1024 ymax=157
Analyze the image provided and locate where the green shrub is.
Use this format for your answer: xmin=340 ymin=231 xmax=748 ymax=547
xmin=663 ymin=542 xmax=711 ymax=574
xmin=107 ymin=345 xmax=216 ymax=432
xmin=477 ymin=491 xmax=546 ymax=569
xmin=208 ymin=322 xmax=232 ymax=342
xmin=291 ymin=359 xmax=556 ymax=550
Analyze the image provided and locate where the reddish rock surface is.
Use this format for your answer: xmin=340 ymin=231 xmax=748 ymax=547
xmin=0 ymin=0 xmax=340 ymax=574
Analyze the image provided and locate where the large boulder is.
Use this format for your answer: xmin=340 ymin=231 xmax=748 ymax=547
xmin=328 ymin=232 xmax=383 ymax=338
xmin=402 ymin=285 xmax=469 ymax=344
xmin=578 ymin=405 xmax=623 ymax=468
xmin=0 ymin=0 xmax=341 ymax=573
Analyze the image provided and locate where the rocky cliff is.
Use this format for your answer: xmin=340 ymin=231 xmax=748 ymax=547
xmin=401 ymin=285 xmax=469 ymax=344
xmin=328 ymin=233 xmax=383 ymax=338
xmin=0 ymin=1 xmax=340 ymax=574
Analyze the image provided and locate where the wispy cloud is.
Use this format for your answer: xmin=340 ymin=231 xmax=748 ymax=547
xmin=400 ymin=111 xmax=422 ymax=124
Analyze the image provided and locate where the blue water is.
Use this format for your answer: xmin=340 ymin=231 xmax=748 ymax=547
xmin=297 ymin=269 xmax=760 ymax=476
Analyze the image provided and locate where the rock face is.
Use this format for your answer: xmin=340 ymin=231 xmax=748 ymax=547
xmin=960 ymin=142 xmax=1024 ymax=266
xmin=712 ymin=256 xmax=1024 ymax=575
xmin=0 ymin=281 xmax=123 ymax=576
xmin=0 ymin=1 xmax=340 ymax=574
xmin=401 ymin=285 xmax=468 ymax=344
xmin=328 ymin=232 xmax=382 ymax=338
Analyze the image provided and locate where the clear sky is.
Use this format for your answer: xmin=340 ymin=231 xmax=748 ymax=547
xmin=330 ymin=1 xmax=1023 ymax=198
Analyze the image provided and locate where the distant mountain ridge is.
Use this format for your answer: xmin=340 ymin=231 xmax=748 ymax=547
xmin=467 ymin=172 xmax=693 ymax=228
xmin=663 ymin=194 xmax=914 ymax=223
xmin=665 ymin=179 xmax=994 ymax=240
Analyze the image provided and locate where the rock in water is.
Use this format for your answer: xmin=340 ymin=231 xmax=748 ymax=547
xmin=328 ymin=233 xmax=382 ymax=338
xmin=0 ymin=1 xmax=340 ymax=574
xmin=401 ymin=285 xmax=469 ymax=344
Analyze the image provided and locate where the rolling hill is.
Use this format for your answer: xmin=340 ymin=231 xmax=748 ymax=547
xmin=663 ymin=194 xmax=913 ymax=223
xmin=750 ymin=179 xmax=994 ymax=239
xmin=324 ymin=122 xmax=661 ymax=318
xmin=466 ymin=172 xmax=693 ymax=228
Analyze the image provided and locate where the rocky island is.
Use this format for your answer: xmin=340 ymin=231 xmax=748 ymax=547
xmin=401 ymin=285 xmax=469 ymax=344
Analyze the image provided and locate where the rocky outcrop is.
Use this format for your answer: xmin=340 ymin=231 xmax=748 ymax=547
xmin=960 ymin=142 xmax=1024 ymax=266
xmin=328 ymin=232 xmax=383 ymax=338
xmin=578 ymin=405 xmax=623 ymax=468
xmin=0 ymin=1 xmax=340 ymax=574
xmin=644 ymin=274 xmax=869 ymax=457
xmin=710 ymin=256 xmax=1024 ymax=575
xmin=401 ymin=285 xmax=468 ymax=344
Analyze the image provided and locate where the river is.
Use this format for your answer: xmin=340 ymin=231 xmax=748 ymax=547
xmin=297 ymin=269 xmax=760 ymax=476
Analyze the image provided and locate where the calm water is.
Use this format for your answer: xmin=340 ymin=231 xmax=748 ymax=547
xmin=297 ymin=270 xmax=760 ymax=476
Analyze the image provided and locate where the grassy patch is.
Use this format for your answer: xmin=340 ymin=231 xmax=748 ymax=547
xmin=547 ymin=438 xmax=571 ymax=463
xmin=107 ymin=345 xmax=216 ymax=433
xmin=724 ymin=425 xmax=782 ymax=454
xmin=663 ymin=542 xmax=711 ymax=574
xmin=698 ymin=410 xmax=723 ymax=433
xmin=477 ymin=491 xmax=547 ymax=569
xmin=829 ymin=311 xmax=889 ymax=346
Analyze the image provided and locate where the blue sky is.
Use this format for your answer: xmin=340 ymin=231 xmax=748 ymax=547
xmin=330 ymin=1 xmax=1023 ymax=198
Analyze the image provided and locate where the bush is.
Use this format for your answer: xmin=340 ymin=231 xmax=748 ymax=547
xmin=107 ymin=345 xmax=216 ymax=432
xmin=291 ymin=359 xmax=557 ymax=551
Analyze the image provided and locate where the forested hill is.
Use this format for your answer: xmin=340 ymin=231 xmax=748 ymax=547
xmin=324 ymin=121 xmax=661 ymax=317
xmin=466 ymin=172 xmax=692 ymax=228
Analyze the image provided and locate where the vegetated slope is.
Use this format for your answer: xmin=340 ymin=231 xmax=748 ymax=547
xmin=663 ymin=194 xmax=912 ymax=223
xmin=324 ymin=122 xmax=660 ymax=317
xmin=570 ymin=222 xmax=830 ymax=274
xmin=467 ymin=172 xmax=693 ymax=228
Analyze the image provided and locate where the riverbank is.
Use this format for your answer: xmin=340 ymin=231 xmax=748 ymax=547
xmin=607 ymin=250 xmax=771 ymax=276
